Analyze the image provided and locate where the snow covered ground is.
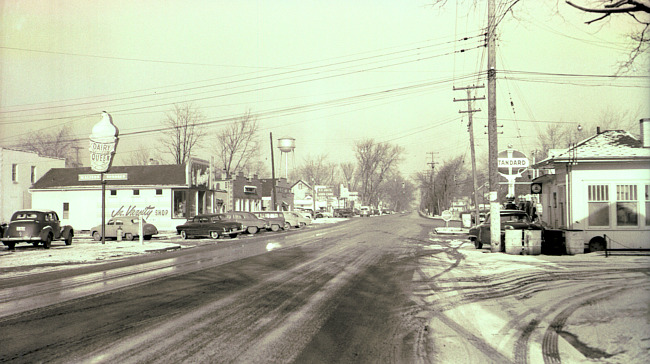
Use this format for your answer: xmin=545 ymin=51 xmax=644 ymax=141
xmin=0 ymin=217 xmax=347 ymax=277
xmin=420 ymin=237 xmax=650 ymax=364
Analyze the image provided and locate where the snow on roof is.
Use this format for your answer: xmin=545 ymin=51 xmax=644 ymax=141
xmin=536 ymin=130 xmax=650 ymax=166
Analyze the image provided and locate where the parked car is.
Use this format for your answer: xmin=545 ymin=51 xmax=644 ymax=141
xmin=468 ymin=209 xmax=543 ymax=250
xmin=333 ymin=208 xmax=354 ymax=218
xmin=1 ymin=210 xmax=74 ymax=250
xmin=359 ymin=206 xmax=371 ymax=217
xmin=176 ymin=214 xmax=244 ymax=239
xmin=220 ymin=211 xmax=269 ymax=234
xmin=252 ymin=211 xmax=286 ymax=231
xmin=282 ymin=211 xmax=303 ymax=228
xmin=297 ymin=211 xmax=313 ymax=221
xmin=315 ymin=210 xmax=333 ymax=219
xmin=292 ymin=211 xmax=312 ymax=226
xmin=90 ymin=217 xmax=158 ymax=241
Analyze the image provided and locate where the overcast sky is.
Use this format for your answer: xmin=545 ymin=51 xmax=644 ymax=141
xmin=1 ymin=0 xmax=648 ymax=178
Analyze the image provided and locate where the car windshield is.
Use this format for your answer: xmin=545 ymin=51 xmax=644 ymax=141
xmin=13 ymin=212 xmax=39 ymax=220
xmin=501 ymin=213 xmax=530 ymax=223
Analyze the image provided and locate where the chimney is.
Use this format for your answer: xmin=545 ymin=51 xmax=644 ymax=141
xmin=641 ymin=118 xmax=650 ymax=148
xmin=596 ymin=126 xmax=601 ymax=134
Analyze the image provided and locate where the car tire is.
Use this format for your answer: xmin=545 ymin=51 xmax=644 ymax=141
xmin=588 ymin=236 xmax=606 ymax=252
xmin=33 ymin=242 xmax=40 ymax=248
xmin=180 ymin=230 xmax=189 ymax=239
xmin=299 ymin=222 xmax=306 ymax=228
xmin=124 ymin=233 xmax=134 ymax=241
xmin=65 ymin=233 xmax=73 ymax=246
xmin=210 ymin=231 xmax=220 ymax=239
xmin=474 ymin=240 xmax=482 ymax=249
xmin=229 ymin=233 xmax=238 ymax=238
xmin=43 ymin=234 xmax=52 ymax=249
xmin=271 ymin=224 xmax=280 ymax=232
xmin=247 ymin=226 xmax=259 ymax=234
xmin=284 ymin=222 xmax=291 ymax=230
xmin=7 ymin=242 xmax=15 ymax=250
xmin=144 ymin=235 xmax=152 ymax=240
xmin=92 ymin=231 xmax=101 ymax=241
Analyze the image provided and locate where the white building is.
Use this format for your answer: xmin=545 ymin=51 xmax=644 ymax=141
xmin=533 ymin=122 xmax=650 ymax=251
xmin=0 ymin=148 xmax=65 ymax=223
xmin=30 ymin=158 xmax=228 ymax=231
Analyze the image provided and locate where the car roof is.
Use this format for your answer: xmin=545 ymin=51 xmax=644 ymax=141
xmin=13 ymin=209 xmax=55 ymax=214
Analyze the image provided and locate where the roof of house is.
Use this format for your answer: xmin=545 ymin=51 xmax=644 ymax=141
xmin=290 ymin=179 xmax=311 ymax=189
xmin=534 ymin=130 xmax=650 ymax=168
xmin=31 ymin=165 xmax=188 ymax=189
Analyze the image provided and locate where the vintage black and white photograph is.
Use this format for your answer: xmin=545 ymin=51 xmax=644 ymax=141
xmin=1 ymin=1 xmax=649 ymax=363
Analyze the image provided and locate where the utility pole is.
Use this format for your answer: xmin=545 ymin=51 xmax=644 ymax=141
xmin=71 ymin=146 xmax=83 ymax=167
xmin=427 ymin=152 xmax=437 ymax=216
xmin=454 ymin=85 xmax=484 ymax=226
xmin=487 ymin=0 xmax=501 ymax=252
xmin=270 ymin=133 xmax=277 ymax=211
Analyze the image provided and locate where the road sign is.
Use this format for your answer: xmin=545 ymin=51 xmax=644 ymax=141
xmin=441 ymin=210 xmax=453 ymax=222
xmin=78 ymin=173 xmax=128 ymax=181
xmin=498 ymin=149 xmax=529 ymax=177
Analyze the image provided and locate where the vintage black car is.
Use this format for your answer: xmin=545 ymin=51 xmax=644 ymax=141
xmin=176 ymin=214 xmax=244 ymax=239
xmin=1 ymin=210 xmax=74 ymax=250
xmin=468 ymin=209 xmax=543 ymax=250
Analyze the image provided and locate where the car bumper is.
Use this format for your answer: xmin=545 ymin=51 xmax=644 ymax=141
xmin=2 ymin=236 xmax=42 ymax=243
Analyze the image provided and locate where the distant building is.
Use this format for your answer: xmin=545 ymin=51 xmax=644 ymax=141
xmin=0 ymin=148 xmax=65 ymax=223
xmin=533 ymin=121 xmax=650 ymax=251
xmin=291 ymin=180 xmax=314 ymax=212
xmin=260 ymin=177 xmax=293 ymax=211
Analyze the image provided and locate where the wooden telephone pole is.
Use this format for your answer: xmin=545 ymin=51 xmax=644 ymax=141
xmin=487 ymin=0 xmax=501 ymax=252
xmin=454 ymin=85 xmax=484 ymax=226
xmin=427 ymin=152 xmax=437 ymax=215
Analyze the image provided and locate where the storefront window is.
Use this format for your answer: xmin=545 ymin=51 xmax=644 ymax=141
xmin=616 ymin=184 xmax=638 ymax=226
xmin=588 ymin=185 xmax=609 ymax=227
xmin=173 ymin=190 xmax=188 ymax=218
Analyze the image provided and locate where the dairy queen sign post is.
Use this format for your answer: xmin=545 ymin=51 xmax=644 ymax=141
xmin=89 ymin=111 xmax=121 ymax=244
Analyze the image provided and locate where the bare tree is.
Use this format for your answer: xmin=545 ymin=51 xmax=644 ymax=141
xmin=160 ymin=103 xmax=206 ymax=164
xmin=124 ymin=148 xmax=163 ymax=166
xmin=536 ymin=107 xmax=640 ymax=158
xmin=340 ymin=162 xmax=356 ymax=189
xmin=354 ymin=139 xmax=404 ymax=207
xmin=18 ymin=124 xmax=80 ymax=167
xmin=213 ymin=110 xmax=260 ymax=176
xmin=566 ymin=0 xmax=650 ymax=71
xmin=430 ymin=0 xmax=649 ymax=71
xmin=292 ymin=154 xmax=339 ymax=186
xmin=379 ymin=173 xmax=415 ymax=212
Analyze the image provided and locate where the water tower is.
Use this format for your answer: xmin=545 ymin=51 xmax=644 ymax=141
xmin=277 ymin=137 xmax=295 ymax=179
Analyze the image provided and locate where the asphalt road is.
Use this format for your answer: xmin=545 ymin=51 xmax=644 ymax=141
xmin=0 ymin=213 xmax=647 ymax=363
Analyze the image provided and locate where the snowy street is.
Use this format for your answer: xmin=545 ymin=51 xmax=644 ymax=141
xmin=0 ymin=213 xmax=648 ymax=363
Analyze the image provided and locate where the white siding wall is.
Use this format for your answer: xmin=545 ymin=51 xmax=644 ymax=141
xmin=0 ymin=149 xmax=65 ymax=222
xmin=32 ymin=188 xmax=181 ymax=231
xmin=570 ymin=162 xmax=650 ymax=248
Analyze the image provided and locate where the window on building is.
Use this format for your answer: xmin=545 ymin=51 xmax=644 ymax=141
xmin=110 ymin=189 xmax=117 ymax=196
xmin=63 ymin=203 xmax=69 ymax=219
xmin=646 ymin=185 xmax=650 ymax=226
xmin=173 ymin=190 xmax=188 ymax=218
xmin=31 ymin=166 xmax=36 ymax=183
xmin=156 ymin=189 xmax=163 ymax=195
xmin=133 ymin=189 xmax=140 ymax=196
xmin=588 ymin=185 xmax=609 ymax=227
xmin=12 ymin=164 xmax=17 ymax=182
xmin=616 ymin=184 xmax=638 ymax=226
